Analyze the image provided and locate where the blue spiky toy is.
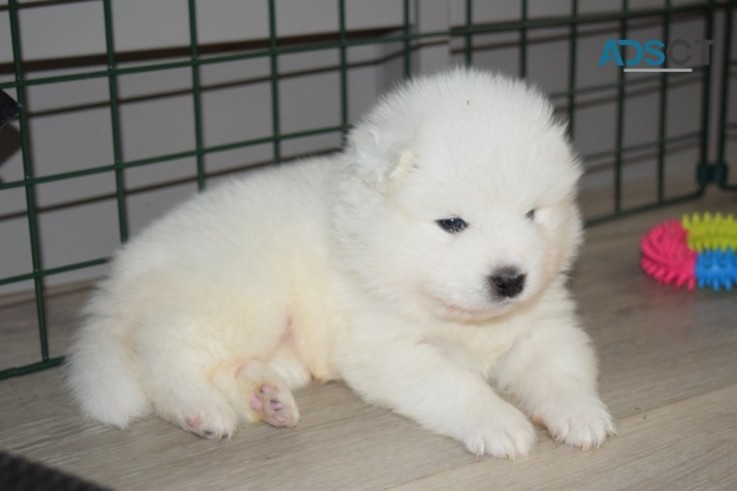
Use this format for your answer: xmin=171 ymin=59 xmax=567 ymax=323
xmin=695 ymin=248 xmax=737 ymax=291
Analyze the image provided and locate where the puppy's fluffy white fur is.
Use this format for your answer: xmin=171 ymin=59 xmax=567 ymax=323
xmin=67 ymin=68 xmax=615 ymax=459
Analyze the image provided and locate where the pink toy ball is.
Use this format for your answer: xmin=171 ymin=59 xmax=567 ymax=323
xmin=640 ymin=213 xmax=737 ymax=291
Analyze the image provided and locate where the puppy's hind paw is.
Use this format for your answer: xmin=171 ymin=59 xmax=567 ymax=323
xmin=183 ymin=407 xmax=238 ymax=441
xmin=249 ymin=383 xmax=300 ymax=428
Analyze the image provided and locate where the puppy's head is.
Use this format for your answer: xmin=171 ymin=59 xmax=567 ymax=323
xmin=335 ymin=68 xmax=582 ymax=322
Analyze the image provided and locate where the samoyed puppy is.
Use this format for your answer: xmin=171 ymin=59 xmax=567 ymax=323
xmin=67 ymin=68 xmax=615 ymax=459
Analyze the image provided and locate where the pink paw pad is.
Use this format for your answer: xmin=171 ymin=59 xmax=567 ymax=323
xmin=249 ymin=384 xmax=298 ymax=428
xmin=185 ymin=415 xmax=203 ymax=430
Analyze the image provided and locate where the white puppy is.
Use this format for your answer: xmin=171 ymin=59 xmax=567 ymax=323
xmin=67 ymin=68 xmax=615 ymax=459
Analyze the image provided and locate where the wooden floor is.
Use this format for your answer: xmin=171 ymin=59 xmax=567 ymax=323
xmin=1 ymin=189 xmax=736 ymax=490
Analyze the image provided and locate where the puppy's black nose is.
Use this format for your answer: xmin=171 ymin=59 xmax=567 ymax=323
xmin=489 ymin=268 xmax=526 ymax=298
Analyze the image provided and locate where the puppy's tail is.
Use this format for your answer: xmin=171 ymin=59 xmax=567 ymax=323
xmin=66 ymin=310 xmax=149 ymax=428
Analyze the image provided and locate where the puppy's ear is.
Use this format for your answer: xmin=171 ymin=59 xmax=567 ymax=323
xmin=385 ymin=149 xmax=417 ymax=186
xmin=347 ymin=125 xmax=417 ymax=191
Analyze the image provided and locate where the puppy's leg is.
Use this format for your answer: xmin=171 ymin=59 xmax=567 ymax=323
xmin=495 ymin=320 xmax=616 ymax=450
xmin=339 ymin=340 xmax=536 ymax=460
xmin=212 ymin=360 xmax=300 ymax=428
xmin=143 ymin=361 xmax=240 ymax=440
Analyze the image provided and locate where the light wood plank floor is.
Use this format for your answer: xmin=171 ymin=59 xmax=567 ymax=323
xmin=1 ymin=189 xmax=736 ymax=490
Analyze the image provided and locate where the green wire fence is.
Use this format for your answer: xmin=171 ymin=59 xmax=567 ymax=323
xmin=0 ymin=0 xmax=734 ymax=380
xmin=718 ymin=0 xmax=737 ymax=190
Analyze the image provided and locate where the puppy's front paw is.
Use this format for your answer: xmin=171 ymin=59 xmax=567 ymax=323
xmin=464 ymin=406 xmax=536 ymax=460
xmin=534 ymin=394 xmax=616 ymax=450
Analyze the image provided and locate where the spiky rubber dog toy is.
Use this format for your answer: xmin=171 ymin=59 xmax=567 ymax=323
xmin=640 ymin=212 xmax=737 ymax=291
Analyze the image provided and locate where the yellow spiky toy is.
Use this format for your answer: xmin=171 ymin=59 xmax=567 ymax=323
xmin=682 ymin=212 xmax=737 ymax=252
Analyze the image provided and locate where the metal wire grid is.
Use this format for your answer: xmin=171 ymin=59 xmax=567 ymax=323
xmin=0 ymin=0 xmax=734 ymax=379
xmin=718 ymin=0 xmax=737 ymax=189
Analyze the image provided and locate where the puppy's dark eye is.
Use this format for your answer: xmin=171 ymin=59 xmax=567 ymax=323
xmin=526 ymin=209 xmax=535 ymax=220
xmin=436 ymin=217 xmax=468 ymax=233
